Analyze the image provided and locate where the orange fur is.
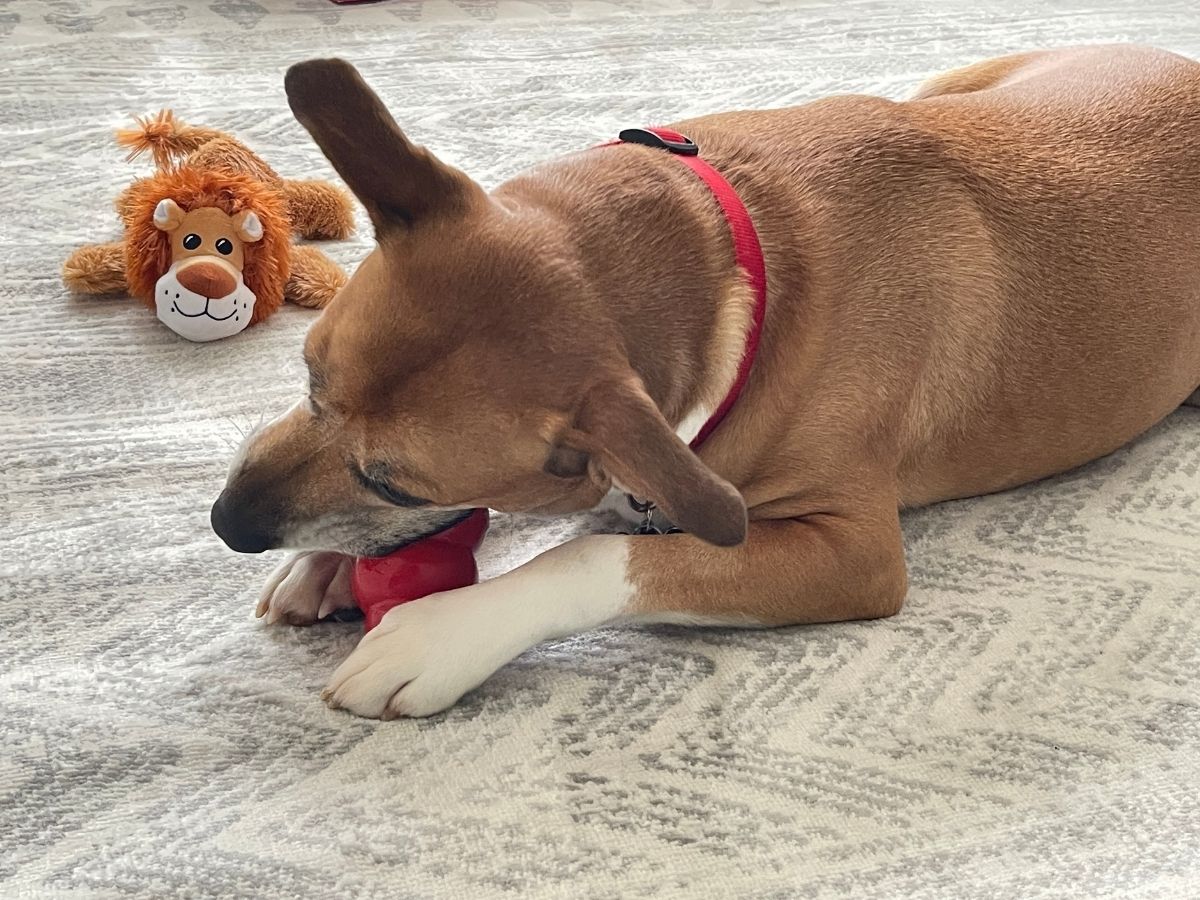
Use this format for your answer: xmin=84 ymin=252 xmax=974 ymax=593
xmin=280 ymin=181 xmax=355 ymax=240
xmin=121 ymin=168 xmax=290 ymax=323
xmin=287 ymin=244 xmax=347 ymax=308
xmin=116 ymin=109 xmax=230 ymax=170
xmin=184 ymin=135 xmax=280 ymax=183
xmin=62 ymin=241 xmax=127 ymax=295
xmin=116 ymin=111 xmax=352 ymax=241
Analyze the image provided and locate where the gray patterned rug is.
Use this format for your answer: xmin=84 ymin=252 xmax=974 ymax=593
xmin=2 ymin=0 xmax=1199 ymax=896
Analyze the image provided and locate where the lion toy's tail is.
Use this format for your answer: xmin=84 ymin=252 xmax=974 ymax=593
xmin=115 ymin=109 xmax=233 ymax=171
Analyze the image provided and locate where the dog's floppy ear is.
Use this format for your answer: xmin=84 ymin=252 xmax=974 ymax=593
xmin=284 ymin=59 xmax=476 ymax=231
xmin=565 ymin=377 xmax=747 ymax=546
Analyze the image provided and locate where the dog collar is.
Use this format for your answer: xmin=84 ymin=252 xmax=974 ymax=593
xmin=613 ymin=127 xmax=768 ymax=534
xmin=615 ymin=127 xmax=768 ymax=449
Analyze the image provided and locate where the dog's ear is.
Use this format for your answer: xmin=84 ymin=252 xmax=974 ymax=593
xmin=284 ymin=59 xmax=477 ymax=231
xmin=565 ymin=377 xmax=747 ymax=546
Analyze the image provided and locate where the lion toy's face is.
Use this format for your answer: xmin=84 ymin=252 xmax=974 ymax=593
xmin=119 ymin=168 xmax=291 ymax=342
xmin=151 ymin=199 xmax=262 ymax=342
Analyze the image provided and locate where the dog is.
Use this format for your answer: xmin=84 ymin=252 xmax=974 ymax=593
xmin=211 ymin=45 xmax=1200 ymax=719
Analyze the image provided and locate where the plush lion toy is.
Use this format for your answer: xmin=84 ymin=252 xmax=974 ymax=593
xmin=63 ymin=111 xmax=354 ymax=342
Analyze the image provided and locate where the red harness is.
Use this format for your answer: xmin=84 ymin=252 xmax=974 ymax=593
xmin=614 ymin=127 xmax=768 ymax=450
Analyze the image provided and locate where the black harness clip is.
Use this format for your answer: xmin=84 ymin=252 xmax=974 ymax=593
xmin=618 ymin=128 xmax=700 ymax=156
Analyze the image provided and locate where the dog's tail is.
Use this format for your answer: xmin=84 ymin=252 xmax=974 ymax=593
xmin=115 ymin=110 xmax=229 ymax=171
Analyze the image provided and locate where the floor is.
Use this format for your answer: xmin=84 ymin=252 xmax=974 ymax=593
xmin=2 ymin=0 xmax=1199 ymax=897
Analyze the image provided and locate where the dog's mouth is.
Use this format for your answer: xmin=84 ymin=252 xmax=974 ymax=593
xmin=359 ymin=508 xmax=476 ymax=557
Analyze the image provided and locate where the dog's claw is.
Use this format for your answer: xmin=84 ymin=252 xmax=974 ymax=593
xmin=318 ymin=594 xmax=345 ymax=621
xmin=256 ymin=551 xmax=356 ymax=627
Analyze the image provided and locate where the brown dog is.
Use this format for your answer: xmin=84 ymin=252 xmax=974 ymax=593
xmin=211 ymin=45 xmax=1200 ymax=719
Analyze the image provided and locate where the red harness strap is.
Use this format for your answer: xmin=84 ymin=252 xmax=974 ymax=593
xmin=614 ymin=127 xmax=768 ymax=450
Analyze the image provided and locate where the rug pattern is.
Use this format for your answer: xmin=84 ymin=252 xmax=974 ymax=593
xmin=1 ymin=0 xmax=1198 ymax=896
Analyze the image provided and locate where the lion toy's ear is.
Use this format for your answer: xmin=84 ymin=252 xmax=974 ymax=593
xmin=153 ymin=199 xmax=186 ymax=232
xmin=232 ymin=209 xmax=263 ymax=243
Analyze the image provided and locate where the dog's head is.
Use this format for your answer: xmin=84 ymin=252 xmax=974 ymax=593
xmin=210 ymin=59 xmax=746 ymax=556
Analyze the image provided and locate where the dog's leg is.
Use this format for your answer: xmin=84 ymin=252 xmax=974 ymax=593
xmin=323 ymin=509 xmax=905 ymax=718
xmin=256 ymin=551 xmax=356 ymax=625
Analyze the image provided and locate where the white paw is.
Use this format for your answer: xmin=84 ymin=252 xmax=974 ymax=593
xmin=256 ymin=551 xmax=356 ymax=626
xmin=321 ymin=535 xmax=633 ymax=719
xmin=321 ymin=586 xmax=533 ymax=718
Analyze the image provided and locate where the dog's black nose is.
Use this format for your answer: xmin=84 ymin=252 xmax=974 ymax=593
xmin=210 ymin=490 xmax=272 ymax=554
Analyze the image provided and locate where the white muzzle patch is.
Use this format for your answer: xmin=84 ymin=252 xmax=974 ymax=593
xmin=154 ymin=262 xmax=257 ymax=343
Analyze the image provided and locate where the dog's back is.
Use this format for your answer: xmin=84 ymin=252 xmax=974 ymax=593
xmin=673 ymin=45 xmax=1200 ymax=505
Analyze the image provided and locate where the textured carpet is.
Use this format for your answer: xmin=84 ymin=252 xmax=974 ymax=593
xmin=2 ymin=0 xmax=1199 ymax=897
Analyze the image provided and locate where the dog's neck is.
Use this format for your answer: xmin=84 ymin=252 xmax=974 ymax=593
xmin=496 ymin=144 xmax=753 ymax=433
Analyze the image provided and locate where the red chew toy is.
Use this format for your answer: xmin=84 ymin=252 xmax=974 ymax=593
xmin=350 ymin=509 xmax=490 ymax=631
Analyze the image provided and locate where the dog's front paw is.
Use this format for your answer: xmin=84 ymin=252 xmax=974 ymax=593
xmin=322 ymin=586 xmax=537 ymax=718
xmin=256 ymin=551 xmax=356 ymax=626
xmin=321 ymin=535 xmax=632 ymax=718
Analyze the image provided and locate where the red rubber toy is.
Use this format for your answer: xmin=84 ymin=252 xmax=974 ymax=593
xmin=350 ymin=509 xmax=490 ymax=631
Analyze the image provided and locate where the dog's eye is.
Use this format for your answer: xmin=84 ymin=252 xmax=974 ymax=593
xmin=215 ymin=238 xmax=233 ymax=256
xmin=182 ymin=233 xmax=202 ymax=250
xmin=353 ymin=466 xmax=430 ymax=508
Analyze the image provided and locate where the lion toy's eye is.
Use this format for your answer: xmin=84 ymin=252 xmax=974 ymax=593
xmin=182 ymin=233 xmax=202 ymax=250
xmin=215 ymin=238 xmax=234 ymax=256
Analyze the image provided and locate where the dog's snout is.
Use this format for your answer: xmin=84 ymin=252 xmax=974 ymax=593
xmin=178 ymin=260 xmax=236 ymax=298
xmin=210 ymin=489 xmax=273 ymax=554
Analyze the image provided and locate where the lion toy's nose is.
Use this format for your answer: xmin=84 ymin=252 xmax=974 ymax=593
xmin=177 ymin=260 xmax=236 ymax=298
